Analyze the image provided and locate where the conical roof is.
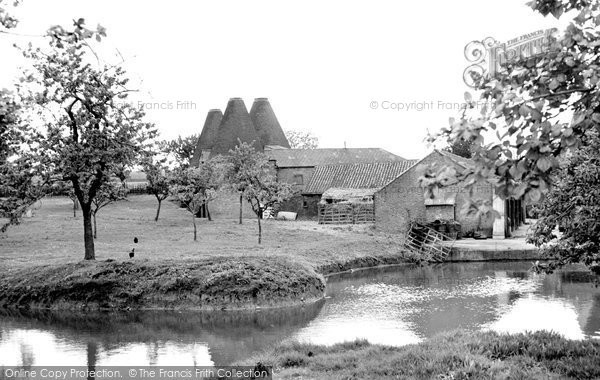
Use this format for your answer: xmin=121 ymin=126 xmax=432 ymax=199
xmin=210 ymin=98 xmax=262 ymax=157
xmin=250 ymin=98 xmax=290 ymax=148
xmin=190 ymin=109 xmax=223 ymax=166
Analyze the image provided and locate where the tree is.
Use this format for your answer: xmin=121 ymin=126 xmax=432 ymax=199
xmin=226 ymin=142 xmax=293 ymax=243
xmin=170 ymin=161 xmax=222 ymax=241
xmin=0 ymin=89 xmax=45 ymax=232
xmin=428 ymin=0 xmax=600 ymax=271
xmin=285 ymin=130 xmax=319 ymax=149
xmin=91 ymin=181 xmax=127 ymax=238
xmin=528 ymin=129 xmax=600 ymax=274
xmin=444 ymin=139 xmax=473 ymax=159
xmin=160 ymin=134 xmax=198 ymax=168
xmin=23 ymin=33 xmax=156 ymax=260
xmin=245 ymin=177 xmax=293 ymax=244
xmin=0 ymin=158 xmax=45 ymax=233
xmin=223 ymin=141 xmax=263 ymax=225
xmin=142 ymin=157 xmax=171 ymax=222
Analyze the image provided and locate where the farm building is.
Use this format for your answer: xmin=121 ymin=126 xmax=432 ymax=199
xmin=373 ymin=150 xmax=526 ymax=238
xmin=288 ymin=160 xmax=417 ymax=220
xmin=268 ymin=150 xmax=409 ymax=218
xmin=190 ymin=98 xmax=290 ymax=167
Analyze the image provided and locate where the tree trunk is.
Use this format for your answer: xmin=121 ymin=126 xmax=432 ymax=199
xmin=81 ymin=203 xmax=95 ymax=260
xmin=206 ymin=201 xmax=212 ymax=221
xmin=155 ymin=198 xmax=162 ymax=222
xmin=192 ymin=213 xmax=197 ymax=241
xmin=93 ymin=212 xmax=97 ymax=239
xmin=257 ymin=211 xmax=262 ymax=244
xmin=239 ymin=193 xmax=243 ymax=224
xmin=73 ymin=200 xmax=77 ymax=217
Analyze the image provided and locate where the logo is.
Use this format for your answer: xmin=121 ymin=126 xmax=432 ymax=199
xmin=463 ymin=28 xmax=557 ymax=88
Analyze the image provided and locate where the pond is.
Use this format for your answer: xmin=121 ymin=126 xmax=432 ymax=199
xmin=1 ymin=261 xmax=599 ymax=366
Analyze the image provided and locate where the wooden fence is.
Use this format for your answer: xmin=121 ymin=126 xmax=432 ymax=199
xmin=318 ymin=203 xmax=374 ymax=224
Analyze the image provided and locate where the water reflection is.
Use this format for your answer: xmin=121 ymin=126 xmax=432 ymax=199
xmin=294 ymin=262 xmax=600 ymax=345
xmin=0 ymin=262 xmax=598 ymax=366
xmin=0 ymin=301 xmax=325 ymax=366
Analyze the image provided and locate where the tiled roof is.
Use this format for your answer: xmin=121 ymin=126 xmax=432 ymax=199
xmin=267 ymin=148 xmax=406 ymax=168
xmin=304 ymin=160 xmax=418 ymax=194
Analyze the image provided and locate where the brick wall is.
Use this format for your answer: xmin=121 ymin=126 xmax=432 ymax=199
xmin=279 ymin=194 xmax=320 ymax=219
xmin=425 ymin=205 xmax=454 ymax=222
xmin=374 ymin=151 xmax=494 ymax=234
xmin=276 ymin=167 xmax=315 ymax=193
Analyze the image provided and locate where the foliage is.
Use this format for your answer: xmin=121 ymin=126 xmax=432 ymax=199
xmin=0 ymin=158 xmax=45 ymax=232
xmin=443 ymin=139 xmax=473 ymax=158
xmin=141 ymin=156 xmax=171 ymax=221
xmin=0 ymin=89 xmax=45 ymax=232
xmin=528 ymin=130 xmax=600 ymax=273
xmin=428 ymin=0 xmax=600 ymax=271
xmin=285 ymin=129 xmax=319 ymax=149
xmin=160 ymin=134 xmax=198 ymax=169
xmin=225 ymin=142 xmax=294 ymax=243
xmin=170 ymin=160 xmax=223 ymax=240
xmin=0 ymin=0 xmax=19 ymax=30
xmin=21 ymin=33 xmax=155 ymax=259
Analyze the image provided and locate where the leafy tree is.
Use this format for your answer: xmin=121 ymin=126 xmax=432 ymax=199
xmin=0 ymin=0 xmax=19 ymax=30
xmin=528 ymin=130 xmax=600 ymax=274
xmin=428 ymin=0 xmax=600 ymax=271
xmin=444 ymin=139 xmax=473 ymax=159
xmin=160 ymin=134 xmax=198 ymax=168
xmin=223 ymin=141 xmax=263 ymax=225
xmin=1 ymin=4 xmax=109 ymax=235
xmin=0 ymin=159 xmax=45 ymax=233
xmin=142 ymin=157 xmax=171 ymax=222
xmin=285 ymin=130 xmax=319 ymax=149
xmin=225 ymin=142 xmax=293 ymax=243
xmin=91 ymin=181 xmax=127 ymax=238
xmin=22 ymin=35 xmax=156 ymax=260
xmin=244 ymin=177 xmax=293 ymax=244
xmin=0 ymin=89 xmax=44 ymax=232
xmin=170 ymin=161 xmax=222 ymax=241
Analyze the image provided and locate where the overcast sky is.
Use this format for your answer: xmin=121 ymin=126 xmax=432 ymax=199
xmin=0 ymin=0 xmax=568 ymax=159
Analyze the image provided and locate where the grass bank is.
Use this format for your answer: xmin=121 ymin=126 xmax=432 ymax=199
xmin=239 ymin=330 xmax=600 ymax=379
xmin=0 ymin=195 xmax=411 ymax=310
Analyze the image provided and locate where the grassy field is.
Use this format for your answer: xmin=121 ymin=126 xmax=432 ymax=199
xmin=0 ymin=195 xmax=409 ymax=310
xmin=240 ymin=330 xmax=600 ymax=379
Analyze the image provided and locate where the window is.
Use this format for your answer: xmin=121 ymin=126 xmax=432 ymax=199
xmin=293 ymin=174 xmax=304 ymax=185
xmin=303 ymin=199 xmax=308 ymax=208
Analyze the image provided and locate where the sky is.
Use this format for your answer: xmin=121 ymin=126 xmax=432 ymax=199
xmin=0 ymin=0 xmax=569 ymax=159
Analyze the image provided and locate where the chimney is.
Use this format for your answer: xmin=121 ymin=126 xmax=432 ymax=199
xmin=250 ymin=98 xmax=291 ymax=149
xmin=210 ymin=98 xmax=262 ymax=157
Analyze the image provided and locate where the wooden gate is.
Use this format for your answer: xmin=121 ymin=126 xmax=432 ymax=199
xmin=402 ymin=222 xmax=453 ymax=262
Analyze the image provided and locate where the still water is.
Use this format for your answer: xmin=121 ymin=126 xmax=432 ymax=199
xmin=1 ymin=262 xmax=599 ymax=366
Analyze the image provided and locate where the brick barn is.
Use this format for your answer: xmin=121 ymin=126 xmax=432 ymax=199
xmin=267 ymin=149 xmax=409 ymax=218
xmin=374 ymin=150 xmax=495 ymax=235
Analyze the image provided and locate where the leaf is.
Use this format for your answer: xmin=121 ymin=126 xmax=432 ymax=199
xmin=464 ymin=92 xmax=472 ymax=103
xmin=549 ymin=78 xmax=560 ymax=91
xmin=536 ymin=157 xmax=552 ymax=172
xmin=528 ymin=188 xmax=541 ymax=202
xmin=551 ymin=6 xmax=563 ymax=19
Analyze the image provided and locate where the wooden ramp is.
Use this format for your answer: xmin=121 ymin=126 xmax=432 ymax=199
xmin=403 ymin=222 xmax=453 ymax=262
